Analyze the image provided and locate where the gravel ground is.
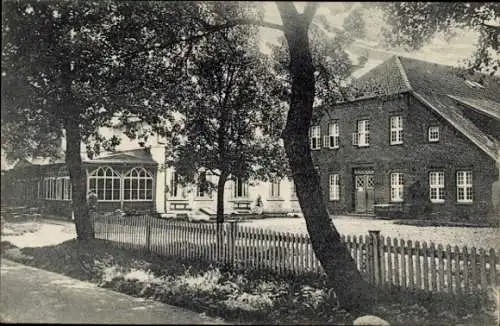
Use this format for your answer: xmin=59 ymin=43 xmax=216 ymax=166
xmin=239 ymin=216 xmax=500 ymax=252
xmin=2 ymin=223 xmax=76 ymax=248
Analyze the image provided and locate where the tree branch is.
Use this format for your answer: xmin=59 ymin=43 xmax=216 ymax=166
xmin=302 ymin=2 xmax=319 ymax=23
xmin=276 ymin=2 xmax=299 ymax=28
xmin=481 ymin=22 xmax=500 ymax=32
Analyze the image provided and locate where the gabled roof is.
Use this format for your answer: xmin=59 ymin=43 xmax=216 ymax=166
xmin=5 ymin=149 xmax=157 ymax=171
xmin=84 ymin=148 xmax=157 ymax=165
xmin=353 ymin=56 xmax=500 ymax=163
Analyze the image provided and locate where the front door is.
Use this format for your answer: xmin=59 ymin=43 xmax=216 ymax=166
xmin=354 ymin=171 xmax=374 ymax=213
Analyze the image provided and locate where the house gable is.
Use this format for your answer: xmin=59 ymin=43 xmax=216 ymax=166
xmin=351 ymin=56 xmax=500 ymax=163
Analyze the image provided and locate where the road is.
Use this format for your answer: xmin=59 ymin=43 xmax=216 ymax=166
xmin=0 ymin=259 xmax=227 ymax=324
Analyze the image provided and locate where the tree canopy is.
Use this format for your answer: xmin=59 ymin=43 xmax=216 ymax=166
xmin=379 ymin=2 xmax=500 ymax=75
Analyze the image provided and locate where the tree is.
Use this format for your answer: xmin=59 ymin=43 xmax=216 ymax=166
xmin=378 ymin=2 xmax=500 ymax=75
xmin=168 ymin=7 xmax=288 ymax=234
xmin=1 ymin=1 xmax=196 ymax=239
xmin=343 ymin=7 xmax=366 ymax=41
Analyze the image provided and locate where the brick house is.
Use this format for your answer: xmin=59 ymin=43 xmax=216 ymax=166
xmin=311 ymin=56 xmax=500 ymax=221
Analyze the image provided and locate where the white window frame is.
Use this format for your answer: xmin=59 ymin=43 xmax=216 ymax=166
xmin=44 ymin=177 xmax=56 ymax=200
xmin=37 ymin=180 xmax=42 ymax=200
xmin=428 ymin=126 xmax=440 ymax=142
xmin=390 ymin=173 xmax=404 ymax=202
xmin=62 ymin=177 xmax=72 ymax=201
xmin=324 ymin=121 xmax=339 ymax=149
xmin=233 ymin=178 xmax=249 ymax=198
xmin=329 ymin=174 xmax=340 ymax=201
xmin=269 ymin=178 xmax=281 ymax=198
xmin=390 ymin=116 xmax=403 ymax=145
xmin=357 ymin=120 xmax=370 ymax=147
xmin=310 ymin=125 xmax=321 ymax=150
xmin=456 ymin=171 xmax=473 ymax=203
xmin=124 ymin=167 xmax=153 ymax=201
xmin=196 ymin=171 xmax=212 ymax=199
xmin=429 ymin=171 xmax=445 ymax=203
xmin=170 ymin=170 xmax=186 ymax=199
xmin=56 ymin=177 xmax=63 ymax=200
xmin=88 ymin=166 xmax=121 ymax=201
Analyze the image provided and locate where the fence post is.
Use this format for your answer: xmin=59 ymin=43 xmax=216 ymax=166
xmin=228 ymin=221 xmax=237 ymax=267
xmin=146 ymin=215 xmax=151 ymax=254
xmin=216 ymin=222 xmax=223 ymax=262
xmin=89 ymin=208 xmax=97 ymax=239
xmin=369 ymin=230 xmax=382 ymax=286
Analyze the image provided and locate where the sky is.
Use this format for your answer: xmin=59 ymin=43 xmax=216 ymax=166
xmin=258 ymin=2 xmax=483 ymax=76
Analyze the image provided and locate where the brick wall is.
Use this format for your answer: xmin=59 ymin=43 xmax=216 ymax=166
xmin=312 ymin=93 xmax=498 ymax=220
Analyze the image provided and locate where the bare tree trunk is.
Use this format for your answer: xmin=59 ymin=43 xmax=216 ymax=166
xmin=65 ymin=117 xmax=94 ymax=241
xmin=216 ymin=171 xmax=228 ymax=260
xmin=277 ymin=3 xmax=374 ymax=313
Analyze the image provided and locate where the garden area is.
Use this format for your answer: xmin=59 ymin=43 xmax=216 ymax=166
xmin=1 ymin=237 xmax=498 ymax=325
xmin=1 ymin=209 xmax=499 ymax=325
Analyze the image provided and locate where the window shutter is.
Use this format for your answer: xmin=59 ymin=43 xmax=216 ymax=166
xmin=323 ymin=136 xmax=329 ymax=148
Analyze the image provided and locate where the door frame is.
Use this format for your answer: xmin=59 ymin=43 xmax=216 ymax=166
xmin=353 ymin=168 xmax=375 ymax=213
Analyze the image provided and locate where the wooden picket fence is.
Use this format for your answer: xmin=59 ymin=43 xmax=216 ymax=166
xmin=91 ymin=213 xmax=498 ymax=297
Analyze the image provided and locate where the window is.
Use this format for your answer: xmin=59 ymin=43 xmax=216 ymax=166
xmin=233 ymin=178 xmax=248 ymax=198
xmin=428 ymin=126 xmax=439 ymax=142
xmin=44 ymin=177 xmax=57 ymax=200
xmin=196 ymin=171 xmax=212 ymax=198
xmin=51 ymin=177 xmax=57 ymax=199
xmin=329 ymin=174 xmax=340 ymax=201
xmin=62 ymin=177 xmax=72 ymax=201
xmin=310 ymin=125 xmax=321 ymax=150
xmin=270 ymin=178 xmax=281 ymax=198
xmin=429 ymin=171 xmax=445 ymax=203
xmin=37 ymin=180 xmax=42 ymax=199
xmin=390 ymin=173 xmax=404 ymax=202
xmin=170 ymin=171 xmax=186 ymax=198
xmin=390 ymin=116 xmax=403 ymax=145
xmin=457 ymin=171 xmax=473 ymax=203
xmin=56 ymin=178 xmax=63 ymax=200
xmin=357 ymin=120 xmax=370 ymax=147
xmin=124 ymin=167 xmax=153 ymax=201
xmin=325 ymin=121 xmax=339 ymax=149
xmin=88 ymin=167 xmax=121 ymax=201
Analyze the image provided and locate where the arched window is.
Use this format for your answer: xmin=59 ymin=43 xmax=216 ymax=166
xmin=124 ymin=167 xmax=153 ymax=201
xmin=88 ymin=167 xmax=121 ymax=201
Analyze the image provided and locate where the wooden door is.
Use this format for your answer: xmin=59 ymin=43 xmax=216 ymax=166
xmin=354 ymin=172 xmax=375 ymax=213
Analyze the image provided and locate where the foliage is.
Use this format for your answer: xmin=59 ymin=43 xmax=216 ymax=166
xmin=378 ymin=2 xmax=500 ymax=75
xmin=1 ymin=1 xmax=200 ymax=160
xmin=168 ymin=3 xmax=288 ymax=188
xmin=343 ymin=7 xmax=366 ymax=41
